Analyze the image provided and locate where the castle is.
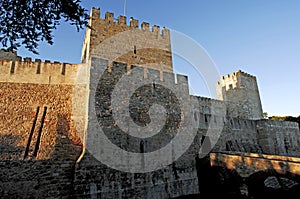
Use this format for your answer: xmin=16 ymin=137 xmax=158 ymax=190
xmin=0 ymin=7 xmax=299 ymax=198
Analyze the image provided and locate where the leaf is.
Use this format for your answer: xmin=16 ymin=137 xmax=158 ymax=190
xmin=0 ymin=0 xmax=89 ymax=54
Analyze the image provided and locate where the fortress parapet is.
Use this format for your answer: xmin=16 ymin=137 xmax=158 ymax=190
xmin=217 ymin=70 xmax=258 ymax=91
xmin=90 ymin=8 xmax=170 ymax=37
xmin=81 ymin=7 xmax=172 ymax=72
xmin=92 ymin=59 xmax=188 ymax=89
xmin=0 ymin=59 xmax=81 ymax=85
xmin=216 ymin=70 xmax=263 ymax=120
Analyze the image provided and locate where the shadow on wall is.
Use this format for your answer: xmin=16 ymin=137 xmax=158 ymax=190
xmin=52 ymin=113 xmax=82 ymax=159
xmin=0 ymin=113 xmax=82 ymax=198
xmin=0 ymin=134 xmax=25 ymax=160
xmin=195 ymin=156 xmax=246 ymax=199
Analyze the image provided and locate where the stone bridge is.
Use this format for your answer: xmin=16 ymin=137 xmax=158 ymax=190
xmin=210 ymin=151 xmax=300 ymax=178
xmin=203 ymin=152 xmax=300 ymax=198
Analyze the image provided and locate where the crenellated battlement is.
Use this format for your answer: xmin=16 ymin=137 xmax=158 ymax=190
xmin=217 ymin=71 xmax=238 ymax=91
xmin=219 ymin=72 xmax=237 ymax=82
xmin=90 ymin=7 xmax=170 ymax=37
xmin=0 ymin=59 xmax=81 ymax=85
xmin=106 ymin=61 xmax=188 ymax=87
xmin=195 ymin=96 xmax=225 ymax=105
xmin=190 ymin=95 xmax=226 ymax=117
xmin=237 ymin=69 xmax=256 ymax=79
xmin=216 ymin=69 xmax=257 ymax=91
xmin=216 ymin=69 xmax=263 ymax=120
xmin=1 ymin=5 xmax=300 ymax=199
xmin=81 ymin=7 xmax=173 ymax=70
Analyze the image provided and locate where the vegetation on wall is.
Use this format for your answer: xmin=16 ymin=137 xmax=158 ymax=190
xmin=270 ymin=115 xmax=300 ymax=128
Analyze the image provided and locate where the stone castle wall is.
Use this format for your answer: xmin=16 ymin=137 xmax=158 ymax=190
xmin=0 ymin=6 xmax=299 ymax=198
xmin=72 ymin=58 xmax=300 ymax=198
xmin=0 ymin=55 xmax=298 ymax=198
xmin=0 ymin=58 xmax=85 ymax=159
xmin=81 ymin=8 xmax=172 ymax=72
xmin=216 ymin=70 xmax=264 ymax=120
xmin=0 ymin=59 xmax=80 ymax=85
xmin=257 ymin=120 xmax=300 ymax=156
xmin=0 ymin=58 xmax=84 ymax=197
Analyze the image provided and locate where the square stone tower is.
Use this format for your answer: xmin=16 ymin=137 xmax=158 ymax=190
xmin=81 ymin=7 xmax=173 ymax=73
xmin=216 ymin=70 xmax=263 ymax=120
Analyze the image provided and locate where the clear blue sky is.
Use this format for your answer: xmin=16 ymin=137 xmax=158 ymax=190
xmin=14 ymin=0 xmax=300 ymax=117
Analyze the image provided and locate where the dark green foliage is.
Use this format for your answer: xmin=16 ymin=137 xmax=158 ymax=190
xmin=270 ymin=116 xmax=297 ymax=122
xmin=0 ymin=0 xmax=89 ymax=54
xmin=270 ymin=115 xmax=300 ymax=128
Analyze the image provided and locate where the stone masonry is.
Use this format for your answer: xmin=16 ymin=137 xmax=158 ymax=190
xmin=216 ymin=70 xmax=264 ymax=120
xmin=81 ymin=8 xmax=172 ymax=73
xmin=0 ymin=6 xmax=299 ymax=199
